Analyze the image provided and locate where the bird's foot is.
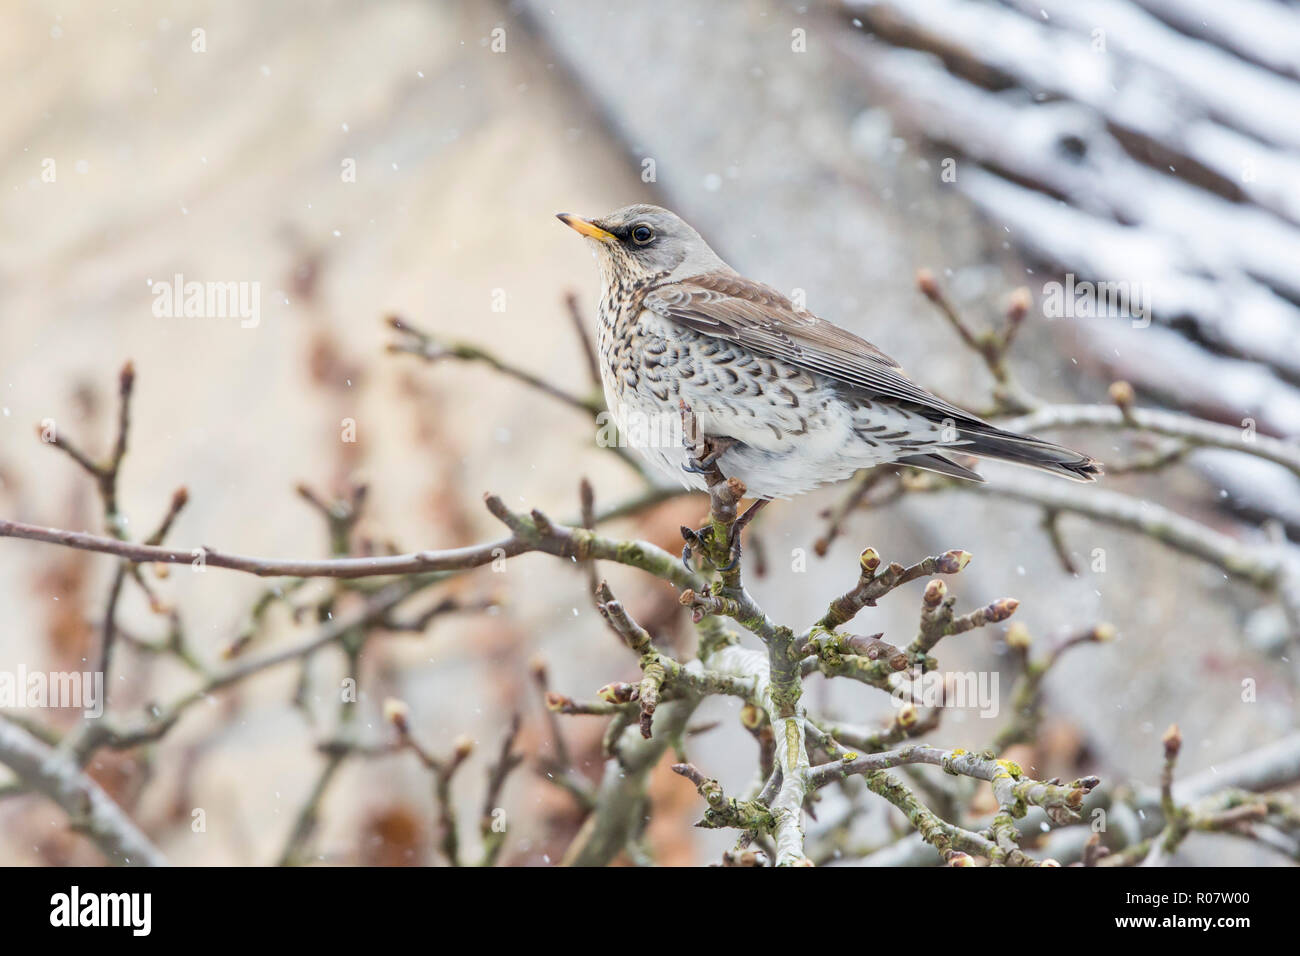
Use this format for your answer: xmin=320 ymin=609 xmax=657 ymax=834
xmin=680 ymin=524 xmax=709 ymax=574
xmin=713 ymin=546 xmax=741 ymax=573
xmin=682 ymin=435 xmax=737 ymax=475
xmin=716 ymin=499 xmax=768 ymax=571
xmin=679 ymin=498 xmax=769 ymax=574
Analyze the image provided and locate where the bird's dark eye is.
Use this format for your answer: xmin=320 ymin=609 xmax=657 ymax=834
xmin=630 ymin=224 xmax=654 ymax=244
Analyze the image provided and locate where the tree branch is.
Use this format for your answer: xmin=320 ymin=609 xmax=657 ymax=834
xmin=0 ymin=716 xmax=167 ymax=866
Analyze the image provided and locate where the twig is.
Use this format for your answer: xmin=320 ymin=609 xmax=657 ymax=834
xmin=998 ymin=403 xmax=1300 ymax=480
xmin=387 ymin=316 xmax=599 ymax=415
xmin=915 ymin=471 xmax=1288 ymax=591
xmin=480 ymin=714 xmax=525 ymax=866
xmin=0 ymin=716 xmax=167 ymax=866
xmin=807 ymin=743 xmax=1098 ymax=822
xmin=0 ymin=495 xmax=706 ymax=590
xmin=564 ymin=292 xmax=602 ymax=389
xmin=915 ymin=270 xmax=1035 ymax=414
xmin=816 ymin=547 xmax=971 ymax=632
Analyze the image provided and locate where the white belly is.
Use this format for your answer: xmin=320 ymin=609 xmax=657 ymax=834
xmin=597 ymin=312 xmax=944 ymax=498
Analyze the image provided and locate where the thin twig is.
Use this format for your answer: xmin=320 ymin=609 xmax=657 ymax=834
xmin=0 ymin=716 xmax=167 ymax=866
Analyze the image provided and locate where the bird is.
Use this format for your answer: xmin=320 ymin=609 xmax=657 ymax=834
xmin=557 ymin=204 xmax=1099 ymax=537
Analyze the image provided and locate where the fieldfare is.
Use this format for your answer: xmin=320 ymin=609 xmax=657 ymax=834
xmin=558 ymin=204 xmax=1100 ymax=503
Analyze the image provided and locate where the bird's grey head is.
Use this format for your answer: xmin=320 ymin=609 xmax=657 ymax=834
xmin=556 ymin=204 xmax=731 ymax=284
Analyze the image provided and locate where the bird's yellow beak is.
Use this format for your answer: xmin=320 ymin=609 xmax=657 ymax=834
xmin=557 ymin=212 xmax=616 ymax=242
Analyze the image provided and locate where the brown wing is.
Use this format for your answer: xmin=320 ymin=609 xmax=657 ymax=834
xmin=642 ymin=272 xmax=984 ymax=424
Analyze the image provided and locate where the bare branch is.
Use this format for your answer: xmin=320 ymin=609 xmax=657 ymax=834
xmin=0 ymin=716 xmax=167 ymax=866
xmin=0 ymin=496 xmax=705 ymax=590
xmin=999 ymin=403 xmax=1300 ymax=479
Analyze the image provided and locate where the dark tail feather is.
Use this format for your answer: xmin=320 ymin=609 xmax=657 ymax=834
xmin=895 ymin=452 xmax=986 ymax=483
xmin=957 ymin=425 xmax=1103 ymax=482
